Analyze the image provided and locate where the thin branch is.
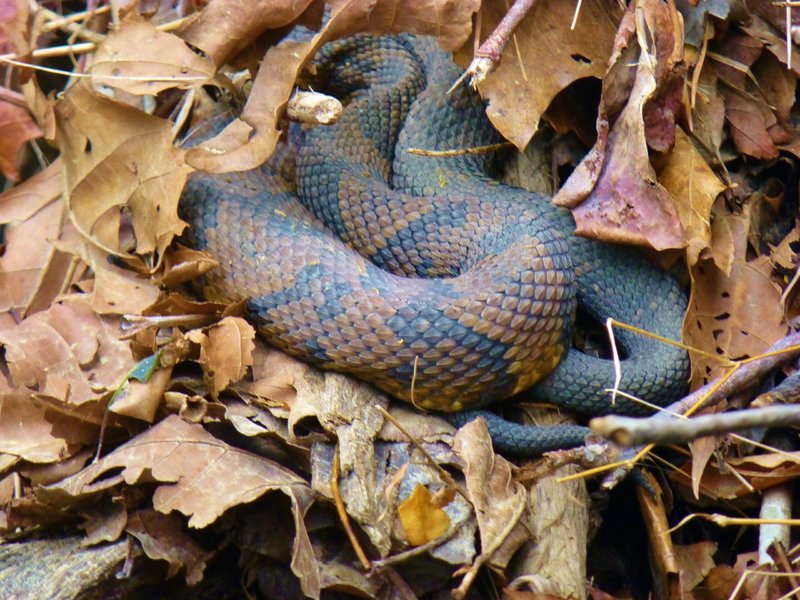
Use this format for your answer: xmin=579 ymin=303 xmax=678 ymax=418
xmin=591 ymin=404 xmax=800 ymax=446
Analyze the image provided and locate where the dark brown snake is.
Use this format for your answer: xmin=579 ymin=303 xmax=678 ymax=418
xmin=179 ymin=36 xmax=689 ymax=455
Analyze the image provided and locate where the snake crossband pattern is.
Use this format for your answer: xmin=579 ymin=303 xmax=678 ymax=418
xmin=179 ymin=36 xmax=689 ymax=455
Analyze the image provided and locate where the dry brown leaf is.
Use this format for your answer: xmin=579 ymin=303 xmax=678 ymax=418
xmin=452 ymin=418 xmax=527 ymax=569
xmin=684 ymin=203 xmax=788 ymax=387
xmin=177 ymin=0 xmax=319 ymax=66
xmin=742 ymin=15 xmax=800 ymax=76
xmin=671 ymin=450 xmax=800 ymax=500
xmin=21 ymin=77 xmax=56 ymax=141
xmin=658 ymin=128 xmax=726 ymax=265
xmin=0 ymin=391 xmax=70 ymax=463
xmin=54 ymin=78 xmax=190 ymax=258
xmin=186 ymin=316 xmax=256 ymax=396
xmin=554 ymin=0 xmax=685 ymax=250
xmin=636 ymin=472 xmax=680 ymax=597
xmin=110 ymin=367 xmax=172 ymax=423
xmin=38 ymin=414 xmax=318 ymax=597
xmin=186 ymin=0 xmax=479 ymax=172
xmin=0 ymin=296 xmax=134 ymax=406
xmin=690 ymin=65 xmax=726 ymax=160
xmin=243 ymin=342 xmax=300 ymax=405
xmin=160 ymin=246 xmax=218 ymax=287
xmin=712 ymin=33 xmax=763 ymax=90
xmin=720 ymin=88 xmax=779 ymax=160
xmin=689 ymin=431 xmax=718 ymax=500
xmin=125 ymin=510 xmax=213 ymax=585
xmin=675 ymin=541 xmax=718 ymax=594
xmin=397 ymin=484 xmax=452 ymax=546
xmin=0 ymin=158 xmax=61 ymax=222
xmin=0 ymin=159 xmax=81 ymax=317
xmin=455 ymin=0 xmax=621 ymax=150
xmin=0 ymin=100 xmax=42 ymax=182
xmin=80 ymin=500 xmax=128 ymax=545
xmin=90 ymin=16 xmax=214 ymax=96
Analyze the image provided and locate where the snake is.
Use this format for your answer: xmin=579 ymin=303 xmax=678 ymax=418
xmin=179 ymin=35 xmax=689 ymax=455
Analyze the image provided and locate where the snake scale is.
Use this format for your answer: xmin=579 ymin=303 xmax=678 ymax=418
xmin=179 ymin=36 xmax=689 ymax=455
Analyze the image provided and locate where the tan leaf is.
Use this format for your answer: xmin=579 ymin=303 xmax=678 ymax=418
xmin=455 ymin=0 xmax=619 ymax=150
xmin=398 ymin=484 xmax=452 ymax=546
xmin=0 ymin=160 xmax=80 ymax=317
xmin=80 ymin=241 xmax=161 ymax=316
xmin=90 ymin=17 xmax=214 ymax=96
xmin=187 ymin=316 xmax=255 ymax=396
xmin=658 ymin=128 xmax=726 ymax=265
xmin=159 ymin=245 xmax=218 ymax=287
xmin=39 ymin=416 xmax=316 ymax=542
xmin=177 ymin=0 xmax=319 ymax=66
xmin=54 ymin=78 xmax=190 ymax=258
xmin=0 ymin=0 xmax=31 ymax=56
xmin=684 ymin=203 xmax=788 ymax=388
xmin=0 ymin=391 xmax=69 ymax=463
xmin=80 ymin=500 xmax=128 ymax=545
xmin=452 ymin=418 xmax=527 ymax=568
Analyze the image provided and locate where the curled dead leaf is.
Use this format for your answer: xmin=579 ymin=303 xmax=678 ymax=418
xmin=186 ymin=316 xmax=256 ymax=396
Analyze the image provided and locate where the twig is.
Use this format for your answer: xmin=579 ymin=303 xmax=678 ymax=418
xmin=376 ymin=406 xmax=469 ymax=502
xmin=760 ymin=483 xmax=794 ymax=565
xmin=406 ymin=141 xmax=512 ymax=156
xmin=559 ymin=331 xmax=800 ymax=488
xmin=31 ymin=2 xmax=106 ymax=44
xmin=286 ymin=90 xmax=342 ymax=124
xmin=331 ymin=445 xmax=372 ymax=570
xmin=460 ymin=0 xmax=540 ymax=87
xmin=591 ymin=404 xmax=800 ymax=446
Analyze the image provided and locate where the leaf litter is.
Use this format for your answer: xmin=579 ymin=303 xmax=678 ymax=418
xmin=2 ymin=0 xmax=800 ymax=598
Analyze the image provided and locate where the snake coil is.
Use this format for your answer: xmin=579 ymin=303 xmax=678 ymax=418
xmin=179 ymin=36 xmax=689 ymax=455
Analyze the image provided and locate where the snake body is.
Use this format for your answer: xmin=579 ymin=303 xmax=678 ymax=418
xmin=180 ymin=36 xmax=689 ymax=454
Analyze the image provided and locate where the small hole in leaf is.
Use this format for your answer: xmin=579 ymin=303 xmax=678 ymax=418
xmin=716 ymin=347 xmax=724 ymax=354
xmin=696 ymin=320 xmax=702 ymax=330
xmin=571 ymin=53 xmax=592 ymax=64
xmin=721 ymin=291 xmax=730 ymax=298
xmin=714 ymin=312 xmax=731 ymax=320
xmin=84 ymin=139 xmax=92 ymax=153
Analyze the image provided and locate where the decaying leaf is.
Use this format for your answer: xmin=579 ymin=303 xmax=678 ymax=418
xmin=0 ymin=391 xmax=70 ymax=463
xmin=0 ymin=159 xmax=81 ymax=317
xmin=39 ymin=414 xmax=319 ymax=595
xmin=554 ymin=0 xmax=686 ymax=250
xmin=684 ymin=203 xmax=788 ymax=387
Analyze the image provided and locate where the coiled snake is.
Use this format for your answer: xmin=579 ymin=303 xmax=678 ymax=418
xmin=179 ymin=36 xmax=689 ymax=455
